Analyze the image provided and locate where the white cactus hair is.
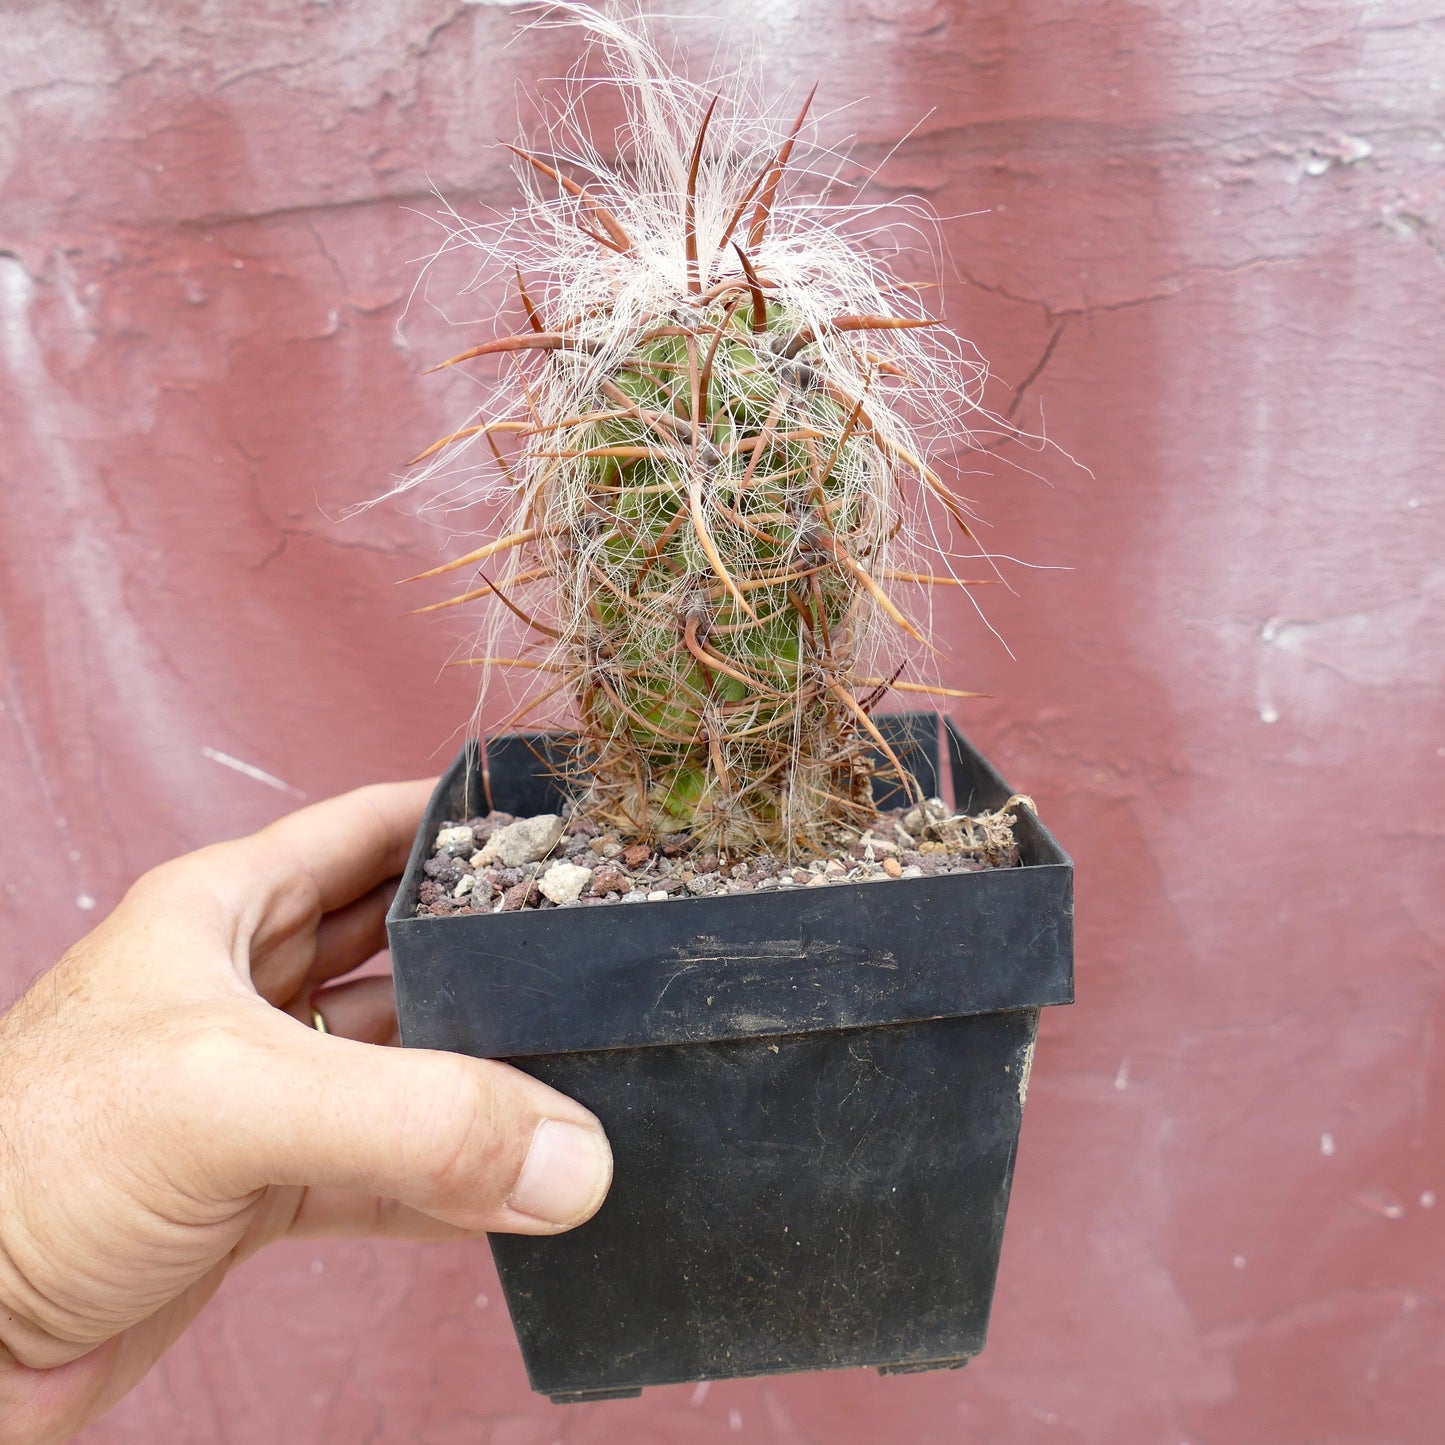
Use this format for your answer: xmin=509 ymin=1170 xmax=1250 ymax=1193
xmin=403 ymin=2 xmax=1009 ymax=851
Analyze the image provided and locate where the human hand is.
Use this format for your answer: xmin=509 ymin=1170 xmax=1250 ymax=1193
xmin=0 ymin=781 xmax=613 ymax=1444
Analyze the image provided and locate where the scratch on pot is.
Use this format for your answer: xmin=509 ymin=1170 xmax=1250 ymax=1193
xmin=483 ymin=958 xmax=568 ymax=1001
xmin=653 ymin=964 xmax=702 ymax=1010
xmin=670 ymin=936 xmax=894 ymax=969
xmin=672 ymin=934 xmax=805 ymax=963
xmin=1017 ymin=1039 xmax=1036 ymax=1108
xmin=200 ymin=747 xmax=306 ymax=798
xmin=725 ymin=1013 xmax=790 ymax=1035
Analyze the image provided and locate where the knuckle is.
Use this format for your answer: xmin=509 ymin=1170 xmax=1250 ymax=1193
xmin=162 ymin=1011 xmax=265 ymax=1091
xmin=152 ymin=1009 xmax=279 ymax=1187
xmin=407 ymin=1058 xmax=521 ymax=1219
xmin=125 ymin=851 xmax=212 ymax=905
xmin=134 ymin=993 xmax=351 ymax=1210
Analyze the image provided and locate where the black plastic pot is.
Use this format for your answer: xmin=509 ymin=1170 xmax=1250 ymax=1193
xmin=386 ymin=713 xmax=1072 ymax=1403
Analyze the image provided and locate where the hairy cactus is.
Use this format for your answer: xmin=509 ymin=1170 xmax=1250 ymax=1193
xmin=407 ymin=10 xmax=989 ymax=856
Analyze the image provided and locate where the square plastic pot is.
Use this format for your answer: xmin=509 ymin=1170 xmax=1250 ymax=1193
xmin=386 ymin=712 xmax=1073 ymax=1402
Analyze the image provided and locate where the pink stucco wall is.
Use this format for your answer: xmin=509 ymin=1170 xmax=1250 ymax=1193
xmin=2 ymin=2 xmax=1441 ymax=1440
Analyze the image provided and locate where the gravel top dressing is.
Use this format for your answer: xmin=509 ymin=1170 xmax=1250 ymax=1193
xmin=413 ymin=796 xmax=1025 ymax=917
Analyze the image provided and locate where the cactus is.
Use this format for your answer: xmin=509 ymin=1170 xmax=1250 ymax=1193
xmin=407 ymin=10 xmax=989 ymax=857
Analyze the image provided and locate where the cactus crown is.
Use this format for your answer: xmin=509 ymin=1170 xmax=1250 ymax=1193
xmin=407 ymin=9 xmax=991 ymax=856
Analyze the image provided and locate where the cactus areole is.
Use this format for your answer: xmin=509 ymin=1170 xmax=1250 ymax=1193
xmin=407 ymin=16 xmax=989 ymax=856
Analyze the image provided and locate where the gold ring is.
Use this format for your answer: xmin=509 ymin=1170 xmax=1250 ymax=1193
xmin=310 ymin=1005 xmax=329 ymax=1035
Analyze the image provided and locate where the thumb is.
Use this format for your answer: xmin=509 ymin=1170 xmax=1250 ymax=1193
xmin=202 ymin=1016 xmax=613 ymax=1235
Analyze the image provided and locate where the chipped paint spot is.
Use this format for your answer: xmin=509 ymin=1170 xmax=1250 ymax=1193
xmin=1287 ymin=134 xmax=1376 ymax=183
xmin=1352 ymin=1190 xmax=1405 ymax=1220
xmin=201 ymin=746 xmax=306 ymax=798
xmin=1256 ymin=573 xmax=1445 ymax=727
xmin=1257 ymin=618 xmax=1283 ymax=722
xmin=1113 ymin=1058 xmax=1130 ymax=1091
xmin=1320 ymin=1132 xmax=1335 ymax=1157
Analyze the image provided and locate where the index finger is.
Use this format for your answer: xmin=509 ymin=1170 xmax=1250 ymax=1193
xmin=224 ymin=778 xmax=437 ymax=948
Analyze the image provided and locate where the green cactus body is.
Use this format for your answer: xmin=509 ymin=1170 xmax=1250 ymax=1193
xmin=540 ymin=300 xmax=888 ymax=853
xmin=411 ymin=15 xmax=981 ymax=856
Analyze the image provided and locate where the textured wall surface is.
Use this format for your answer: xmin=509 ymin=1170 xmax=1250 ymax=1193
xmin=3 ymin=2 xmax=1442 ymax=1441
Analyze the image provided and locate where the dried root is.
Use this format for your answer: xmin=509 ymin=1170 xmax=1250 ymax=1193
xmin=900 ymin=794 xmax=1034 ymax=869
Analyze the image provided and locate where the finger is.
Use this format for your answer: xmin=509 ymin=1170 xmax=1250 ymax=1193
xmin=251 ymin=779 xmax=435 ymax=912
xmin=250 ymin=876 xmax=398 ymax=1005
xmin=284 ymin=976 xmax=398 ymax=1047
xmin=233 ymin=1178 xmax=471 ymax=1248
xmin=0 ymin=1261 xmax=230 ymax=1433
xmin=198 ymin=779 xmax=436 ymax=955
xmin=310 ymin=879 xmax=396 ymax=982
xmin=284 ymin=1189 xmax=478 ymax=1242
xmin=134 ymin=780 xmax=434 ymax=995
xmin=197 ymin=1020 xmax=613 ymax=1236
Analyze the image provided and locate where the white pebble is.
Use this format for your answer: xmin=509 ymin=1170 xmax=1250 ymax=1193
xmin=478 ymin=814 xmax=565 ymax=867
xmin=903 ymin=799 xmax=950 ymax=836
xmin=807 ymin=873 xmax=831 ymax=887
xmin=900 ymin=865 xmax=923 ymax=879
xmin=452 ymin=874 xmax=475 ymax=899
xmin=647 ymin=890 xmax=669 ymax=902
xmin=436 ymin=825 xmax=476 ymax=854
xmin=621 ymin=889 xmax=648 ymax=903
xmin=538 ymin=860 xmax=592 ymax=907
